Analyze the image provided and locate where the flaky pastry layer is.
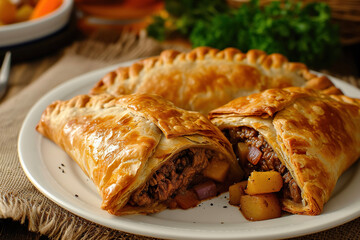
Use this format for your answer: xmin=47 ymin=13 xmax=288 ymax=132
xmin=36 ymin=93 xmax=243 ymax=215
xmin=90 ymin=47 xmax=341 ymax=114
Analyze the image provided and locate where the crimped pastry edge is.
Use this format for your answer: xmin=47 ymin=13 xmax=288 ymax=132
xmin=90 ymin=46 xmax=342 ymax=95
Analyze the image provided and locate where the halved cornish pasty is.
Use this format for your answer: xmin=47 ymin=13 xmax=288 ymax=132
xmin=209 ymin=87 xmax=360 ymax=215
xmin=36 ymin=93 xmax=243 ymax=215
xmin=90 ymin=47 xmax=341 ymax=115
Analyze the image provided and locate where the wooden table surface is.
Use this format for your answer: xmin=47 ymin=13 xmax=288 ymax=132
xmin=0 ymin=31 xmax=359 ymax=239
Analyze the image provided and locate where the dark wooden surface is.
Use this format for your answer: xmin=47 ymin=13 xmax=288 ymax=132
xmin=0 ymin=219 xmax=48 ymax=240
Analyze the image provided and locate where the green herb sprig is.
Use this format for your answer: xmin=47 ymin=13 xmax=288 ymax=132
xmin=147 ymin=0 xmax=341 ymax=68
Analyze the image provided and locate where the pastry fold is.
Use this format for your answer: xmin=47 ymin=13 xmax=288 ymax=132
xmin=36 ymin=93 xmax=243 ymax=215
xmin=209 ymin=87 xmax=360 ymax=215
xmin=90 ymin=47 xmax=341 ymax=114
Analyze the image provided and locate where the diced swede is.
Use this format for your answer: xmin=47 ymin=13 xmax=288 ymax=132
xmin=174 ymin=190 xmax=199 ymax=209
xmin=246 ymin=171 xmax=283 ymax=195
xmin=237 ymin=142 xmax=249 ymax=165
xmin=229 ymin=182 xmax=245 ymax=205
xmin=168 ymin=199 xmax=178 ymax=209
xmin=202 ymin=158 xmax=230 ymax=182
xmin=240 ymin=193 xmax=282 ymax=221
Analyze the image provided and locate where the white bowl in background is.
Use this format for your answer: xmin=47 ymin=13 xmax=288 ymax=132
xmin=0 ymin=0 xmax=73 ymax=48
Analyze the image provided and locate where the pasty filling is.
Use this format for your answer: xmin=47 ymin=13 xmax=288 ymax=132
xmin=223 ymin=126 xmax=302 ymax=203
xmin=129 ymin=148 xmax=231 ymax=208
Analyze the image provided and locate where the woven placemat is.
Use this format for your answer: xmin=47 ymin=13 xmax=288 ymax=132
xmin=0 ymin=32 xmax=359 ymax=239
xmin=0 ymin=31 xmax=162 ymax=240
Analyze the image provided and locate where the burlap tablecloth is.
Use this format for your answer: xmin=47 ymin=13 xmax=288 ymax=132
xmin=0 ymin=32 xmax=359 ymax=240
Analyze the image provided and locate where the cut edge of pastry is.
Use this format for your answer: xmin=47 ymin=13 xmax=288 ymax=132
xmin=210 ymin=117 xmax=318 ymax=215
xmin=90 ymin=46 xmax=342 ymax=96
xmin=106 ymin=143 xmax=242 ymax=216
xmin=208 ymin=87 xmax=360 ymax=216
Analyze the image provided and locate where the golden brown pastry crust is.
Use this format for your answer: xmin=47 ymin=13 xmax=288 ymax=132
xmin=209 ymin=87 xmax=360 ymax=215
xmin=36 ymin=93 xmax=243 ymax=215
xmin=90 ymin=47 xmax=341 ymax=114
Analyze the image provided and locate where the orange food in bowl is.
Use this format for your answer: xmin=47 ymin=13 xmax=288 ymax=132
xmin=0 ymin=0 xmax=63 ymax=26
xmin=30 ymin=0 xmax=63 ymax=20
xmin=0 ymin=0 xmax=17 ymax=24
xmin=15 ymin=4 xmax=34 ymax=22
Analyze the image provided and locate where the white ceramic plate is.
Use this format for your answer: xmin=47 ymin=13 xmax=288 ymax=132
xmin=0 ymin=0 xmax=73 ymax=47
xmin=18 ymin=63 xmax=360 ymax=240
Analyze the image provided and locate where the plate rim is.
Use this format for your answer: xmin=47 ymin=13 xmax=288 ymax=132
xmin=18 ymin=62 xmax=360 ymax=239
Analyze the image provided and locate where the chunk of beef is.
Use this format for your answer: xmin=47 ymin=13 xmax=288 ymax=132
xmin=129 ymin=148 xmax=209 ymax=207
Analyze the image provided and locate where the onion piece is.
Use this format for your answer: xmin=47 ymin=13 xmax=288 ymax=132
xmin=193 ymin=181 xmax=217 ymax=200
xmin=247 ymin=146 xmax=262 ymax=165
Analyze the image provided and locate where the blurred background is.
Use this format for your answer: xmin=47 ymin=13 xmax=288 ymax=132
xmin=0 ymin=0 xmax=359 ymax=75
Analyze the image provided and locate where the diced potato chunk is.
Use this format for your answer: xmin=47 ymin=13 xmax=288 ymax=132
xmin=202 ymin=158 xmax=230 ymax=182
xmin=246 ymin=171 xmax=283 ymax=195
xmin=240 ymin=193 xmax=282 ymax=221
xmin=229 ymin=182 xmax=245 ymax=205
xmin=237 ymin=142 xmax=249 ymax=165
